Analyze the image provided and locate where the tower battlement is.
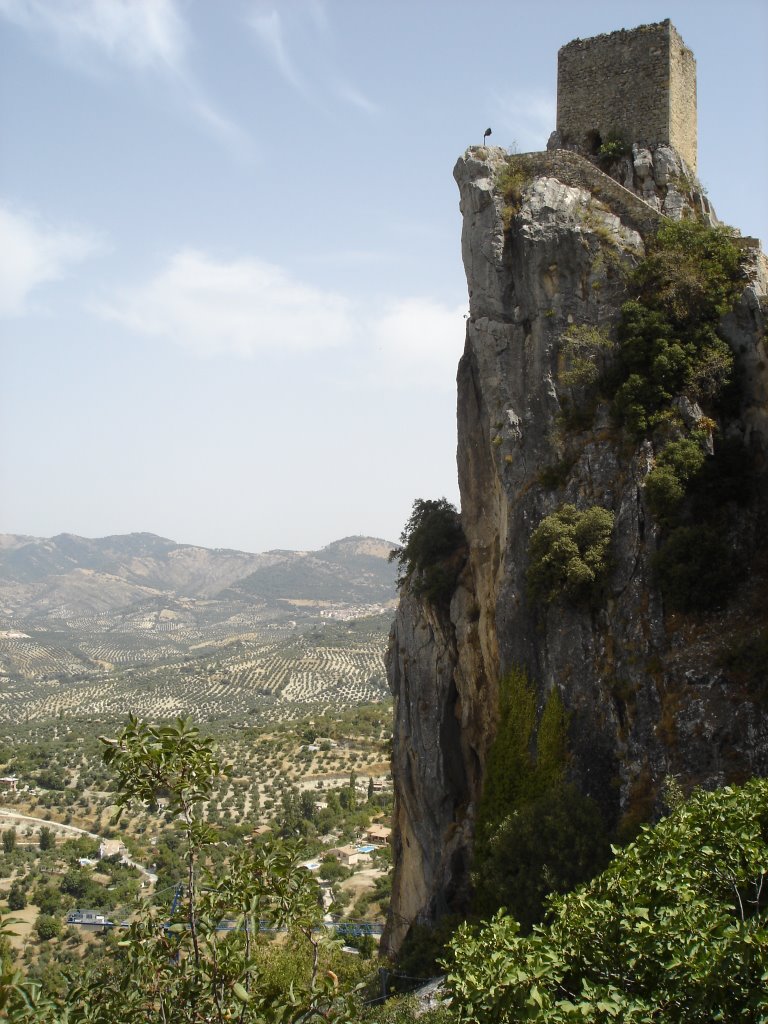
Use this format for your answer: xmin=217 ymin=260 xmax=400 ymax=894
xmin=556 ymin=20 xmax=697 ymax=173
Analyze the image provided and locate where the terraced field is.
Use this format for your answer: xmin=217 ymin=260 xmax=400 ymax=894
xmin=0 ymin=532 xmax=397 ymax=723
xmin=0 ymin=631 xmax=89 ymax=679
xmin=0 ymin=614 xmax=391 ymax=723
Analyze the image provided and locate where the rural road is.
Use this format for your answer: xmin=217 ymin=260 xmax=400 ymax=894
xmin=0 ymin=809 xmax=158 ymax=883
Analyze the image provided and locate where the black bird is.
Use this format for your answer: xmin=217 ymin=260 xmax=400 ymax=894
xmin=483 ymin=127 xmax=492 ymax=145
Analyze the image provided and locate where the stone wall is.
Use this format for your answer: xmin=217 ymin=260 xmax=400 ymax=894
xmin=557 ymin=20 xmax=697 ymax=173
xmin=517 ymin=149 xmax=664 ymax=237
xmin=668 ymin=27 xmax=697 ymax=171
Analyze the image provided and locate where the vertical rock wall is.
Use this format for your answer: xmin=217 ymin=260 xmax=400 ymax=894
xmin=384 ymin=145 xmax=768 ymax=955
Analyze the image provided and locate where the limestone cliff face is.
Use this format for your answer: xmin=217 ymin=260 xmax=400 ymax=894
xmin=384 ymin=146 xmax=768 ymax=955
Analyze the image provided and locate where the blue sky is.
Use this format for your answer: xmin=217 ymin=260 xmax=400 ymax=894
xmin=1 ymin=0 xmax=766 ymax=553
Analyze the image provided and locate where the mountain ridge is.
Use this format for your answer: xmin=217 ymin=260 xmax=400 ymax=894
xmin=0 ymin=531 xmax=397 ymax=618
xmin=0 ymin=531 xmax=398 ymax=719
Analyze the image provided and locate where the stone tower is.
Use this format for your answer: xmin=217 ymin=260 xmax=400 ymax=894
xmin=556 ymin=20 xmax=697 ymax=173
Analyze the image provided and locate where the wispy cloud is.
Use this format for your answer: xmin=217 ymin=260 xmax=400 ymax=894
xmin=182 ymin=90 xmax=255 ymax=159
xmin=248 ymin=8 xmax=307 ymax=96
xmin=370 ymin=298 xmax=465 ymax=361
xmin=92 ymin=248 xmax=465 ymax=389
xmin=335 ymin=81 xmax=380 ymax=115
xmin=247 ymin=3 xmax=378 ymax=116
xmin=94 ymin=250 xmax=354 ymax=357
xmin=0 ymin=0 xmax=186 ymax=72
xmin=0 ymin=0 xmax=249 ymax=153
xmin=365 ymin=298 xmax=466 ymax=389
xmin=0 ymin=203 xmax=100 ymax=316
xmin=491 ymin=89 xmax=556 ymax=153
xmin=306 ymin=0 xmax=330 ymax=38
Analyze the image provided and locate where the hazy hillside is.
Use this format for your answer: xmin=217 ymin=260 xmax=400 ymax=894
xmin=0 ymin=532 xmax=397 ymax=619
xmin=228 ymin=537 xmax=396 ymax=605
xmin=0 ymin=532 xmax=398 ymax=720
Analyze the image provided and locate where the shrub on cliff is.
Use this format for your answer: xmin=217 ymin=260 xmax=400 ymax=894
xmin=559 ymin=324 xmax=614 ymax=395
xmin=389 ymin=498 xmax=466 ymax=605
xmin=613 ymin=220 xmax=742 ymax=436
xmin=614 ymin=220 xmax=741 ymax=432
xmin=644 ymin=432 xmax=708 ymax=524
xmin=631 ymin=219 xmax=742 ymax=326
xmin=494 ymin=156 xmax=535 ymax=227
xmin=526 ymin=504 xmax=614 ymax=606
xmin=473 ymin=670 xmax=608 ymax=929
xmin=445 ymin=777 xmax=768 ymax=1023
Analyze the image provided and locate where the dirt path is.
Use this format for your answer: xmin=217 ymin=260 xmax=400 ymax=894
xmin=0 ymin=809 xmax=157 ymax=883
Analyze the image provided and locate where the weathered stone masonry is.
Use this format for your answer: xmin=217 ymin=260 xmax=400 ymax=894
xmin=557 ymin=20 xmax=697 ymax=173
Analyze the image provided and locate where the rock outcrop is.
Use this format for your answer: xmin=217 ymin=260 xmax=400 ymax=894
xmin=383 ymin=144 xmax=768 ymax=956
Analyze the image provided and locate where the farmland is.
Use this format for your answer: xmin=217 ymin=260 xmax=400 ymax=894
xmin=0 ymin=613 xmax=391 ymax=723
xmin=0 ymin=702 xmax=395 ymax=994
xmin=0 ymin=530 xmax=400 ymax=988
xmin=0 ymin=531 xmax=397 ymax=722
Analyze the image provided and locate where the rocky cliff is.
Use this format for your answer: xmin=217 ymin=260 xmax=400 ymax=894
xmin=384 ymin=144 xmax=768 ymax=955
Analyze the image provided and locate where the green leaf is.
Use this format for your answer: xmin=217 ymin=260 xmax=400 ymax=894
xmin=233 ymin=981 xmax=252 ymax=1003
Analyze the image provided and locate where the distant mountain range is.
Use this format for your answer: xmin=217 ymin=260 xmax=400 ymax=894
xmin=0 ymin=532 xmax=398 ymax=619
xmin=0 ymin=533 xmax=399 ymax=718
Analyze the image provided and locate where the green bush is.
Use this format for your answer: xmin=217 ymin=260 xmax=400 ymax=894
xmin=8 ymin=881 xmax=26 ymax=911
xmin=559 ymin=324 xmax=613 ymax=394
xmin=318 ymin=855 xmax=352 ymax=883
xmin=527 ymin=504 xmax=614 ymax=606
xmin=613 ymin=221 xmax=741 ymax=437
xmin=644 ymin=433 xmax=708 ymax=523
xmin=644 ymin=463 xmax=686 ymax=520
xmin=632 ymin=219 xmax=742 ymax=326
xmin=389 ymin=498 xmax=466 ymax=605
xmin=473 ymin=670 xmax=608 ymax=927
xmin=444 ymin=777 xmax=768 ymax=1023
xmin=37 ymin=827 xmax=55 ymax=852
xmin=613 ymin=302 xmax=709 ymax=433
xmin=362 ymin=993 xmax=455 ymax=1023
xmin=558 ymin=324 xmax=614 ymax=427
xmin=35 ymin=769 xmax=67 ymax=791
xmin=495 ymin=157 xmax=534 ymax=224
xmin=32 ymin=886 xmax=62 ymax=917
xmin=34 ymin=914 xmax=62 ymax=943
xmin=474 ymin=668 xmax=537 ymax=841
xmin=474 ymin=786 xmax=609 ymax=932
xmin=597 ymin=134 xmax=629 ymax=163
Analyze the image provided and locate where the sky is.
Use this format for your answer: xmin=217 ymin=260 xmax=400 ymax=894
xmin=1 ymin=0 xmax=766 ymax=554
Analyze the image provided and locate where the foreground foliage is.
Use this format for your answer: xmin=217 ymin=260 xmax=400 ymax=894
xmin=2 ymin=718 xmax=361 ymax=1022
xmin=446 ymin=777 xmax=768 ymax=1022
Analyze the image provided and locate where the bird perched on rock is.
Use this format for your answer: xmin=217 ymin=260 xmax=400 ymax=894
xmin=483 ymin=127 xmax=492 ymax=145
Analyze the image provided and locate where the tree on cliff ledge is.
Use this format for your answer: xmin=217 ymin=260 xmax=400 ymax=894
xmin=389 ymin=498 xmax=465 ymax=605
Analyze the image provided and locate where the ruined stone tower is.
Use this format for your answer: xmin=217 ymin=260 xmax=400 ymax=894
xmin=556 ymin=20 xmax=697 ymax=173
